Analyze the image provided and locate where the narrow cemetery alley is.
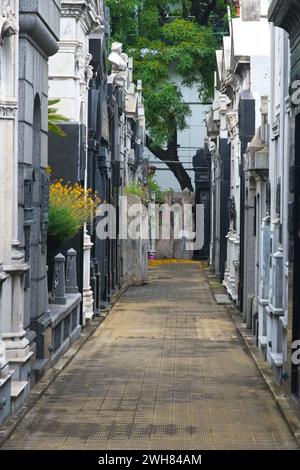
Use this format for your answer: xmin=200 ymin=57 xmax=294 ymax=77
xmin=2 ymin=262 xmax=297 ymax=450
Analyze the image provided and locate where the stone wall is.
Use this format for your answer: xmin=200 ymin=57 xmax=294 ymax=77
xmin=121 ymin=195 xmax=148 ymax=286
xmin=155 ymin=191 xmax=195 ymax=260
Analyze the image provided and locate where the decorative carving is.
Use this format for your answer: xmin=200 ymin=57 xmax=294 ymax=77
xmin=51 ymin=253 xmax=67 ymax=305
xmin=66 ymin=249 xmax=78 ymax=294
xmin=206 ymin=109 xmax=219 ymax=138
xmin=0 ymin=0 xmax=19 ymax=45
xmin=227 ymin=111 xmax=239 ymax=139
xmin=220 ymin=72 xmax=240 ymax=100
xmin=108 ymin=42 xmax=128 ymax=74
xmin=61 ymin=1 xmax=104 ymax=33
xmin=228 ymin=197 xmax=237 ymax=231
xmin=0 ymin=102 xmax=17 ymax=119
xmin=75 ymin=48 xmax=93 ymax=86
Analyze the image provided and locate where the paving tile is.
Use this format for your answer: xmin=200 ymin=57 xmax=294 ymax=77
xmin=1 ymin=262 xmax=298 ymax=450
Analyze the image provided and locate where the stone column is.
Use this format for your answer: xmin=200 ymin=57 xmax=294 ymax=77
xmin=0 ymin=0 xmax=32 ymax=420
xmin=82 ymin=230 xmax=94 ymax=325
xmin=51 ymin=254 xmax=67 ymax=305
xmin=65 ymin=249 xmax=78 ymax=294
xmin=148 ymin=195 xmax=156 ymax=260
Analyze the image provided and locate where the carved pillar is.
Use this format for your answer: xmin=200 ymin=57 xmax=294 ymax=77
xmin=51 ymin=254 xmax=67 ymax=305
xmin=82 ymin=230 xmax=94 ymax=325
xmin=66 ymin=249 xmax=78 ymax=294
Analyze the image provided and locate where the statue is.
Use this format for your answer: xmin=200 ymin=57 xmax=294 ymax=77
xmin=228 ymin=197 xmax=237 ymax=232
xmin=108 ymin=42 xmax=128 ymax=74
xmin=0 ymin=0 xmax=19 ymax=45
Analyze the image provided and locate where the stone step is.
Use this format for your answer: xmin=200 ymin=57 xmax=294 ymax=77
xmin=270 ymin=352 xmax=283 ymax=368
xmin=11 ymin=380 xmax=29 ymax=414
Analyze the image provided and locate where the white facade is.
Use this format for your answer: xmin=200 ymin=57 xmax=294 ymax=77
xmin=0 ymin=0 xmax=20 ymax=422
xmin=49 ymin=0 xmax=103 ymax=123
xmin=49 ymin=0 xmax=104 ymax=324
xmin=207 ymin=0 xmax=296 ymax=388
xmin=215 ymin=12 xmax=271 ymax=302
xmin=263 ymin=24 xmax=290 ymax=376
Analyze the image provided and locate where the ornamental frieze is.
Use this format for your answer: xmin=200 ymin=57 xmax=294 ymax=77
xmin=0 ymin=101 xmax=17 ymax=118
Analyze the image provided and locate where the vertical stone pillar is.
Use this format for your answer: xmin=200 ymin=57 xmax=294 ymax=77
xmin=0 ymin=0 xmax=29 ymax=421
xmin=0 ymin=268 xmax=10 ymax=384
xmin=2 ymin=258 xmax=32 ymax=374
xmin=93 ymin=259 xmax=101 ymax=316
xmin=260 ymin=216 xmax=270 ymax=301
xmin=82 ymin=230 xmax=94 ymax=325
xmin=148 ymin=196 xmax=156 ymax=259
xmin=51 ymin=254 xmax=67 ymax=305
xmin=90 ymin=261 xmax=97 ymax=308
xmin=65 ymin=249 xmax=78 ymax=294
xmin=273 ymin=245 xmax=284 ymax=312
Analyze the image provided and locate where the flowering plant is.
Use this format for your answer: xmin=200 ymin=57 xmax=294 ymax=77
xmin=48 ymin=180 xmax=100 ymax=242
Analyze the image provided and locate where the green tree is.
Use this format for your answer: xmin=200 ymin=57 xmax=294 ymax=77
xmin=107 ymin=0 xmax=230 ymax=190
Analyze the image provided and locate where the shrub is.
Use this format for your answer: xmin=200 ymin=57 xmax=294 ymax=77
xmin=48 ymin=180 xmax=100 ymax=242
xmin=124 ymin=182 xmax=149 ymax=204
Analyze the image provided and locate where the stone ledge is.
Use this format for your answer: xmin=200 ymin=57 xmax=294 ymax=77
xmin=257 ymin=296 xmax=269 ymax=306
xmin=214 ymin=293 xmax=232 ymax=305
xmin=11 ymin=381 xmax=28 ymax=400
xmin=49 ymin=293 xmax=82 ymax=327
xmin=271 ymin=352 xmax=284 ymax=367
xmin=266 ymin=305 xmax=285 ymax=317
xmin=8 ymin=352 xmax=33 ymax=364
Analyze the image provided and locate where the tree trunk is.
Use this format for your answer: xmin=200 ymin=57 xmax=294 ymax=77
xmin=146 ymin=133 xmax=194 ymax=192
xmin=182 ymin=0 xmax=189 ymax=18
xmin=191 ymin=0 xmax=218 ymax=26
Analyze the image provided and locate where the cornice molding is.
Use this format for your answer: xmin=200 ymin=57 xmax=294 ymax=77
xmin=19 ymin=13 xmax=59 ymax=57
xmin=269 ymin=0 xmax=300 ymax=45
xmin=61 ymin=0 xmax=104 ymax=34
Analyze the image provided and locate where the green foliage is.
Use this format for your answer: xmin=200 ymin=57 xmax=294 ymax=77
xmin=107 ymin=0 xmax=224 ymax=150
xmin=107 ymin=1 xmax=229 ymax=188
xmin=48 ymin=181 xmax=99 ymax=242
xmin=125 ymin=182 xmax=148 ymax=201
xmin=48 ymin=204 xmax=81 ymax=242
xmin=48 ymin=99 xmax=70 ymax=137
xmin=148 ymin=175 xmax=170 ymax=204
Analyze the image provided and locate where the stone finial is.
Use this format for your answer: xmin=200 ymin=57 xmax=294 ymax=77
xmin=0 ymin=0 xmax=19 ymax=45
xmin=65 ymin=249 xmax=78 ymax=294
xmin=51 ymin=254 xmax=67 ymax=305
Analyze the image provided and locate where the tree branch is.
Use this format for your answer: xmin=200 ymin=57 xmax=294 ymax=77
xmin=146 ymin=133 xmax=194 ymax=192
xmin=191 ymin=0 xmax=218 ymax=26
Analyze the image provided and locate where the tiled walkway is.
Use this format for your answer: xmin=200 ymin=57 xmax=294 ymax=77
xmin=2 ymin=262 xmax=298 ymax=449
